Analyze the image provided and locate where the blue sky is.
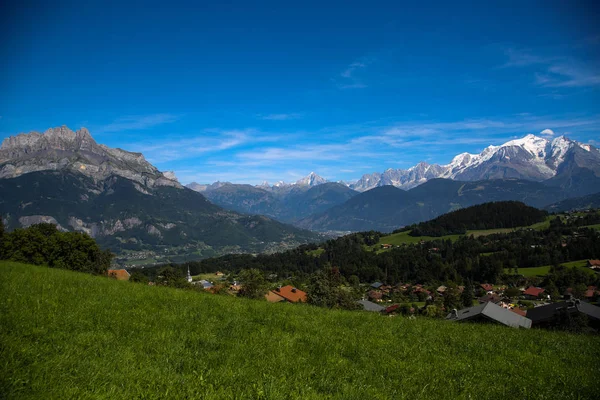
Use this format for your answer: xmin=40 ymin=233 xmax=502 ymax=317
xmin=1 ymin=0 xmax=599 ymax=184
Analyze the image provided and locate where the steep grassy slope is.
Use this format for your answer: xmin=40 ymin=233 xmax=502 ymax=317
xmin=1 ymin=262 xmax=599 ymax=399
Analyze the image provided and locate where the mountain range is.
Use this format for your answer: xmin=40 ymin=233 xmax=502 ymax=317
xmin=0 ymin=126 xmax=321 ymax=264
xmin=1 ymin=127 xmax=599 ymax=258
xmin=186 ymin=134 xmax=600 ymax=231
xmin=189 ymin=134 xmax=600 ymax=193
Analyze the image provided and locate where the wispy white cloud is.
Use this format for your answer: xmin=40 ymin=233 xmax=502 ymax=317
xmin=501 ymin=48 xmax=600 ymax=89
xmin=540 ymin=128 xmax=555 ymax=136
xmin=336 ymin=58 xmax=373 ymax=89
xmin=130 ymin=129 xmax=256 ymax=163
xmin=536 ymin=63 xmax=600 ymax=88
xmin=257 ymin=113 xmax=303 ymax=121
xmin=97 ymin=114 xmax=179 ymax=133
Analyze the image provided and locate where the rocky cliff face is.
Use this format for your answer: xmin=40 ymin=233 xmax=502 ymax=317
xmin=0 ymin=126 xmax=181 ymax=190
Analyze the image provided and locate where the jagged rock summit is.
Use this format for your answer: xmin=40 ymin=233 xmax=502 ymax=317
xmin=294 ymin=172 xmax=327 ymax=187
xmin=0 ymin=126 xmax=181 ymax=189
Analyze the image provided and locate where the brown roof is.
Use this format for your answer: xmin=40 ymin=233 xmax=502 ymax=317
xmin=480 ymin=283 xmax=494 ymax=292
xmin=510 ymin=308 xmax=527 ymax=317
xmin=272 ymin=285 xmax=307 ymax=303
xmin=108 ymin=269 xmax=130 ymax=280
xmin=265 ymin=291 xmax=285 ymax=303
xmin=523 ymin=286 xmax=545 ymax=297
xmin=588 ymin=259 xmax=600 ymax=266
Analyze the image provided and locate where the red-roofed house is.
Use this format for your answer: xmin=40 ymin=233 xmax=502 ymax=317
xmin=588 ymin=260 xmax=600 ymax=270
xmin=384 ymin=304 xmax=399 ymax=314
xmin=585 ymin=286 xmax=599 ymax=300
xmin=510 ymin=308 xmax=527 ymax=317
xmin=266 ymin=285 xmax=307 ymax=303
xmin=480 ymin=283 xmax=494 ymax=292
xmin=523 ymin=286 xmax=545 ymax=299
xmin=107 ymin=269 xmax=130 ymax=280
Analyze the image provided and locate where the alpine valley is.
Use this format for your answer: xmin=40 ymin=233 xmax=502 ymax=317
xmin=0 ymin=126 xmax=321 ymax=266
xmin=2 ymin=127 xmax=600 ymax=264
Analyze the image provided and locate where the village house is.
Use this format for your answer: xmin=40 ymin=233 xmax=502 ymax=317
xmin=446 ymin=302 xmax=532 ymax=329
xmin=107 ymin=269 xmax=130 ymax=280
xmin=265 ymin=285 xmax=307 ymax=303
xmin=480 ymin=283 xmax=494 ymax=292
xmin=587 ymin=259 xmax=600 ymax=270
xmin=527 ymin=300 xmax=600 ymax=331
xmin=357 ymin=299 xmax=385 ymax=312
xmin=523 ymin=286 xmax=546 ymax=300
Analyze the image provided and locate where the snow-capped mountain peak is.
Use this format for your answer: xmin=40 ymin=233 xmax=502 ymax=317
xmin=295 ymin=172 xmax=327 ymax=187
xmin=349 ymin=133 xmax=599 ymax=192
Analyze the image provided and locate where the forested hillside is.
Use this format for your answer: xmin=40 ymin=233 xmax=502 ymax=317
xmin=162 ymin=213 xmax=600 ymax=289
xmin=405 ymin=201 xmax=548 ymax=237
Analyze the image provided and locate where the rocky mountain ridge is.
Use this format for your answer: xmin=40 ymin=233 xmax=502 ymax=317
xmin=0 ymin=126 xmax=182 ymax=191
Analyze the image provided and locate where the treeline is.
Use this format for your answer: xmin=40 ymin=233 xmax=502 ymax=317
xmin=166 ymin=225 xmax=600 ymax=288
xmin=400 ymin=201 xmax=547 ymax=237
xmin=0 ymin=221 xmax=112 ymax=275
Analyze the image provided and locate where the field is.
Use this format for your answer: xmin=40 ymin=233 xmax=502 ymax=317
xmin=374 ymin=216 xmax=557 ymax=250
xmin=503 ymin=260 xmax=596 ymax=277
xmin=2 ymin=262 xmax=600 ymax=399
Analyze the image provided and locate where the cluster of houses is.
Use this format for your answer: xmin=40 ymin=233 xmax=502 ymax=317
xmin=108 ymin=260 xmax=600 ymax=331
xmin=359 ymin=278 xmax=600 ymax=330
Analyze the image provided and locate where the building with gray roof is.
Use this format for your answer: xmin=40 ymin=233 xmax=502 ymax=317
xmin=446 ymin=302 xmax=531 ymax=329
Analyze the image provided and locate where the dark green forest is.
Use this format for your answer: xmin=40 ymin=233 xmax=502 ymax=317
xmin=403 ymin=201 xmax=548 ymax=236
xmin=157 ymin=211 xmax=600 ymax=293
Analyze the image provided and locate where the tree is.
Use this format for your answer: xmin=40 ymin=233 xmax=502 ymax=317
xmin=238 ymin=268 xmax=268 ymax=299
xmin=129 ymin=270 xmax=149 ymax=284
xmin=443 ymin=284 xmax=462 ymax=311
xmin=307 ymin=267 xmax=360 ymax=310
xmin=156 ymin=266 xmax=188 ymax=288
xmin=460 ymin=279 xmax=474 ymax=308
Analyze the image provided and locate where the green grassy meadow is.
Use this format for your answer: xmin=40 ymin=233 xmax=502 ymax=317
xmin=503 ymin=260 xmax=596 ymax=277
xmin=374 ymin=216 xmax=558 ymax=250
xmin=2 ymin=262 xmax=600 ymax=399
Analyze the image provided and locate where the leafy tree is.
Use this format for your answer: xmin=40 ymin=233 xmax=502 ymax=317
xmin=307 ymin=267 xmax=360 ymax=310
xmin=238 ymin=268 xmax=268 ymax=299
xmin=156 ymin=266 xmax=188 ymax=288
xmin=129 ymin=270 xmax=149 ymax=284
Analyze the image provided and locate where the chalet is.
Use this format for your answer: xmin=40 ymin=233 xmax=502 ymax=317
xmin=446 ymin=302 xmax=532 ymax=329
xmin=384 ymin=304 xmax=400 ymax=315
xmin=265 ymin=285 xmax=307 ymax=303
xmin=527 ymin=300 xmax=600 ymax=331
xmin=478 ymin=293 xmax=502 ymax=304
xmin=215 ymin=271 xmax=224 ymax=277
xmin=107 ymin=269 xmax=130 ymax=281
xmin=523 ymin=286 xmax=545 ymax=300
xmin=370 ymin=282 xmax=384 ymax=289
xmin=585 ymin=286 xmax=599 ymax=300
xmin=265 ymin=291 xmax=285 ymax=303
xmin=380 ymin=244 xmax=392 ymax=249
xmin=197 ymin=280 xmax=213 ymax=290
xmin=587 ymin=259 xmax=600 ymax=270
xmin=357 ymin=299 xmax=385 ymax=312
xmin=436 ymin=285 xmax=447 ymax=294
xmin=368 ymin=290 xmax=383 ymax=301
xmin=480 ymin=283 xmax=494 ymax=292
